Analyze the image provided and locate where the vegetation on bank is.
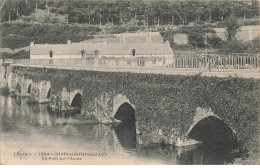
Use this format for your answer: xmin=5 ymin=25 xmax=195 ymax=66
xmin=0 ymin=50 xmax=29 ymax=59
xmin=0 ymin=1 xmax=259 ymax=58
xmin=0 ymin=85 xmax=9 ymax=95
xmin=1 ymin=21 xmax=259 ymax=59
xmin=0 ymin=22 xmax=98 ymax=49
xmin=12 ymin=66 xmax=260 ymax=164
xmin=160 ymin=14 xmax=259 ymax=54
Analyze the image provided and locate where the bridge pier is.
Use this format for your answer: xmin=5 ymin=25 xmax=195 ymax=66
xmin=38 ymin=80 xmax=51 ymax=103
xmin=21 ymin=77 xmax=32 ymax=97
xmin=7 ymin=72 xmax=17 ymax=93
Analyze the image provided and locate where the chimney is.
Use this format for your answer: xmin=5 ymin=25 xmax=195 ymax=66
xmin=165 ymin=40 xmax=170 ymax=46
xmin=67 ymin=40 xmax=71 ymax=45
xmin=30 ymin=42 xmax=35 ymax=46
xmin=147 ymin=33 xmax=150 ymax=43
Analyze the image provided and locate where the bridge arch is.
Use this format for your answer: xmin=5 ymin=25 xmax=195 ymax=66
xmin=186 ymin=107 xmax=220 ymax=135
xmin=113 ymin=94 xmax=135 ymax=123
xmin=27 ymin=83 xmax=32 ymax=94
xmin=69 ymin=89 xmax=83 ymax=105
xmin=70 ymin=92 xmax=83 ymax=112
xmin=186 ymin=107 xmax=237 ymax=147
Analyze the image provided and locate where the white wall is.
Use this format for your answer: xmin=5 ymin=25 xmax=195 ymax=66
xmin=30 ymin=55 xmax=83 ymax=59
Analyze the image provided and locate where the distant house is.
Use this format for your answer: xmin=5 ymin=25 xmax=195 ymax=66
xmin=30 ymin=36 xmax=174 ymax=59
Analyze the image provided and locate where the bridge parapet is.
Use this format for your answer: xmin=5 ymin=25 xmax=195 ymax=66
xmin=10 ymin=54 xmax=259 ymax=72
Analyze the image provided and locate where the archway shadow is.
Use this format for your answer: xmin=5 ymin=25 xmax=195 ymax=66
xmin=114 ymin=122 xmax=136 ymax=151
xmin=114 ymin=102 xmax=135 ymax=123
xmin=176 ymin=116 xmax=239 ymax=165
xmin=114 ymin=102 xmax=136 ymax=151
xmin=27 ymin=83 xmax=32 ymax=94
xmin=70 ymin=93 xmax=82 ymax=115
xmin=47 ymin=88 xmax=51 ymax=99
xmin=188 ymin=116 xmax=238 ymax=150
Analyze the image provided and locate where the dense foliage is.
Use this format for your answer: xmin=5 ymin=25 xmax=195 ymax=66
xmin=219 ymin=37 xmax=260 ymax=54
xmin=1 ymin=0 xmax=259 ymax=26
xmin=0 ymin=50 xmax=29 ymax=59
xmin=207 ymin=34 xmax=223 ymax=48
xmin=160 ymin=24 xmax=216 ymax=48
xmin=0 ymin=85 xmax=9 ymax=95
xmin=225 ymin=13 xmax=240 ymax=41
xmin=0 ymin=22 xmax=97 ymax=48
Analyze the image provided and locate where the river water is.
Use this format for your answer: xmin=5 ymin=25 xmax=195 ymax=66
xmin=0 ymin=94 xmax=241 ymax=165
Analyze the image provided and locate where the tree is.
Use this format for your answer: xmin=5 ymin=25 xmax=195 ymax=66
xmin=205 ymin=1 xmax=216 ymax=22
xmin=144 ymin=2 xmax=155 ymax=26
xmin=176 ymin=1 xmax=190 ymax=25
xmin=216 ymin=1 xmax=232 ymax=21
xmin=225 ymin=13 xmax=240 ymax=41
xmin=116 ymin=0 xmax=130 ymax=25
xmin=151 ymin=1 xmax=168 ymax=26
xmin=183 ymin=25 xmax=206 ymax=48
xmin=235 ymin=2 xmax=249 ymax=19
xmin=190 ymin=1 xmax=205 ymax=24
xmin=168 ymin=2 xmax=178 ymax=26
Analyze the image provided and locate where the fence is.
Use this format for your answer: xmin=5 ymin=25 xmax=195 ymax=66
xmin=9 ymin=54 xmax=260 ymax=72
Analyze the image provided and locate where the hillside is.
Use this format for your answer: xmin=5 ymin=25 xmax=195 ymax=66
xmin=0 ymin=0 xmax=259 ymax=58
xmin=1 ymin=0 xmax=259 ymax=26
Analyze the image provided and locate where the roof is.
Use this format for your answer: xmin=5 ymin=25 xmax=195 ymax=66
xmin=30 ymin=42 xmax=174 ymax=56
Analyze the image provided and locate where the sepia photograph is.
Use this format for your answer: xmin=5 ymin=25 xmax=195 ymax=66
xmin=0 ymin=0 xmax=259 ymax=165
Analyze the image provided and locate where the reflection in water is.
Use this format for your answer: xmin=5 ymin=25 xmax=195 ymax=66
xmin=177 ymin=144 xmax=239 ymax=165
xmin=114 ymin=123 xmax=136 ymax=151
xmin=0 ymin=95 xmax=241 ymax=164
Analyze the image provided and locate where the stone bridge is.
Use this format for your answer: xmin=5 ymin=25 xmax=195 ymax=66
xmin=2 ymin=64 xmax=258 ymax=148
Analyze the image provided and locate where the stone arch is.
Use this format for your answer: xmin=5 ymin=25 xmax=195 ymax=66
xmin=186 ymin=107 xmax=220 ymax=135
xmin=186 ymin=107 xmax=237 ymax=147
xmin=112 ymin=94 xmax=135 ymax=117
xmin=113 ymin=94 xmax=135 ymax=123
xmin=70 ymin=93 xmax=82 ymax=111
xmin=69 ymin=89 xmax=83 ymax=105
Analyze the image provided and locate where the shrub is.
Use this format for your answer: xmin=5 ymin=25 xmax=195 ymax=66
xmin=238 ymin=18 xmax=259 ymax=26
xmin=207 ymin=34 xmax=223 ymax=48
xmin=181 ymin=25 xmax=206 ymax=48
xmin=0 ymin=85 xmax=10 ymax=95
xmin=105 ymin=26 xmax=127 ymax=34
xmin=85 ymin=26 xmax=102 ymax=32
xmin=1 ymin=50 xmax=30 ymax=59
xmin=1 ymin=35 xmax=32 ymax=49
xmin=19 ymin=9 xmax=66 ymax=24
xmin=128 ymin=26 xmax=141 ymax=32
xmin=225 ymin=14 xmax=240 ymax=41
xmin=161 ymin=25 xmax=216 ymax=49
xmin=218 ymin=39 xmax=259 ymax=54
xmin=0 ymin=23 xmax=97 ymax=48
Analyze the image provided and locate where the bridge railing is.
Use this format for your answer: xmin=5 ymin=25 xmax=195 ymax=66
xmin=10 ymin=54 xmax=259 ymax=71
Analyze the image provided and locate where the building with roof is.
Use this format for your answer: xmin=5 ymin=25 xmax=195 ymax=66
xmin=30 ymin=33 xmax=174 ymax=59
